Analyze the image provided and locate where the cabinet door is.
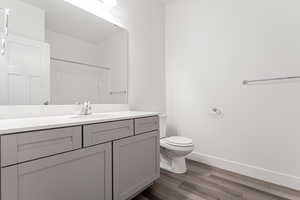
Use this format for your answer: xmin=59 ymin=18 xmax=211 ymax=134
xmin=1 ymin=143 xmax=112 ymax=200
xmin=113 ymin=131 xmax=160 ymax=200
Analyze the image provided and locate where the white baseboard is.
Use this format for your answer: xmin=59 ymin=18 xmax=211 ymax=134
xmin=188 ymin=151 xmax=300 ymax=191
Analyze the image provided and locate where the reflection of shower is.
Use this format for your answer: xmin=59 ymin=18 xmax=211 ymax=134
xmin=0 ymin=8 xmax=10 ymax=55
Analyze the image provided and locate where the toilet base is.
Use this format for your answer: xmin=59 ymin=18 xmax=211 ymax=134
xmin=160 ymin=156 xmax=187 ymax=174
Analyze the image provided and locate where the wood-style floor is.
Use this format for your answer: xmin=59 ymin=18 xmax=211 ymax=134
xmin=133 ymin=160 xmax=300 ymax=200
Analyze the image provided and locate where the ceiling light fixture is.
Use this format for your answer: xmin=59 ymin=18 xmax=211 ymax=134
xmin=64 ymin=0 xmax=117 ymax=10
xmin=102 ymin=0 xmax=117 ymax=10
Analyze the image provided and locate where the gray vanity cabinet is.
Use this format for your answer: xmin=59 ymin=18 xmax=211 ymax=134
xmin=113 ymin=131 xmax=160 ymax=200
xmin=0 ymin=115 xmax=160 ymax=200
xmin=1 ymin=143 xmax=112 ymax=200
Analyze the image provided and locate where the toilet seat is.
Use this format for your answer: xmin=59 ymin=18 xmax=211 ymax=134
xmin=160 ymin=136 xmax=194 ymax=152
xmin=160 ymin=141 xmax=194 ymax=152
xmin=163 ymin=136 xmax=193 ymax=147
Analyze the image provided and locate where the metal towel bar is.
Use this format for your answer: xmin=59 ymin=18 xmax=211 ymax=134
xmin=51 ymin=57 xmax=110 ymax=70
xmin=243 ymin=76 xmax=300 ymax=85
xmin=110 ymin=91 xmax=127 ymax=95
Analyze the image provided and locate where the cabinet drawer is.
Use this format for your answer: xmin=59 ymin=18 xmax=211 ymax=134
xmin=1 ymin=126 xmax=82 ymax=167
xmin=134 ymin=116 xmax=159 ymax=135
xmin=83 ymin=120 xmax=134 ymax=147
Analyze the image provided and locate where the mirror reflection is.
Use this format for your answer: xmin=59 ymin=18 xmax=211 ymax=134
xmin=0 ymin=0 xmax=128 ymax=105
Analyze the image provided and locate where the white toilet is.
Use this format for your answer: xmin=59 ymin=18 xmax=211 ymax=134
xmin=159 ymin=115 xmax=194 ymax=174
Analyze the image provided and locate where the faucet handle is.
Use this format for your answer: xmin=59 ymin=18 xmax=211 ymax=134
xmin=87 ymin=101 xmax=92 ymax=114
xmin=74 ymin=101 xmax=92 ymax=115
xmin=74 ymin=102 xmax=83 ymax=115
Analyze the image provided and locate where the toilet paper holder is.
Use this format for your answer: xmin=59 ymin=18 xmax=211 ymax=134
xmin=211 ymin=107 xmax=223 ymax=116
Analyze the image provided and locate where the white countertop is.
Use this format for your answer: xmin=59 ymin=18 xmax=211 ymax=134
xmin=0 ymin=111 xmax=160 ymax=135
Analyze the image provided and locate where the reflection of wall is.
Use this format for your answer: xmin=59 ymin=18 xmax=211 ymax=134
xmin=111 ymin=0 xmax=166 ymax=112
xmin=97 ymin=31 xmax=128 ymax=104
xmin=46 ymin=30 xmax=110 ymax=104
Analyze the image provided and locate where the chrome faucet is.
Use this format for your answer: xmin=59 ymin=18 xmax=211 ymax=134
xmin=77 ymin=101 xmax=92 ymax=115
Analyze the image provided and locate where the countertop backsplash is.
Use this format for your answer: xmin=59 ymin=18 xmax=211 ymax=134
xmin=0 ymin=104 xmax=131 ymax=119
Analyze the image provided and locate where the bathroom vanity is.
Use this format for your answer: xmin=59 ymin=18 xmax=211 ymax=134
xmin=0 ymin=112 xmax=160 ymax=200
xmin=0 ymin=1 xmax=159 ymax=199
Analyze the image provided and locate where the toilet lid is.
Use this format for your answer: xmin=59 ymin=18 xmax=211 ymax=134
xmin=164 ymin=136 xmax=193 ymax=147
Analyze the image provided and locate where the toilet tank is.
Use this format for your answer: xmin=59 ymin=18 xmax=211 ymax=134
xmin=159 ymin=114 xmax=167 ymax=138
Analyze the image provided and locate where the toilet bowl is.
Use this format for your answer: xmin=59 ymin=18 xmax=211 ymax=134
xmin=159 ymin=115 xmax=194 ymax=174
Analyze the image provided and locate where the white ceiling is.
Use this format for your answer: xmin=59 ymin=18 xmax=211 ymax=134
xmin=20 ymin=0 xmax=124 ymax=44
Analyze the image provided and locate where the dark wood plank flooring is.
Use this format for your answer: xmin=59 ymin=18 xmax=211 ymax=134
xmin=133 ymin=160 xmax=300 ymax=200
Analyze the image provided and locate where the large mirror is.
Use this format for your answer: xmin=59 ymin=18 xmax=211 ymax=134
xmin=0 ymin=0 xmax=128 ymax=105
